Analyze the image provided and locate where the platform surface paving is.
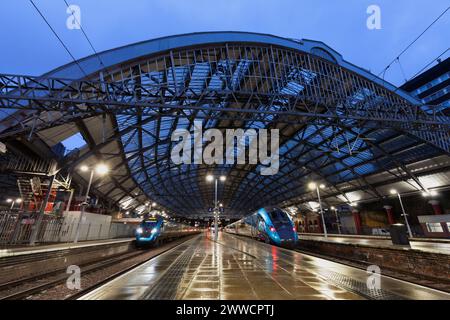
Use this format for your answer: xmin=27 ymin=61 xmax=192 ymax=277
xmin=80 ymin=233 xmax=450 ymax=300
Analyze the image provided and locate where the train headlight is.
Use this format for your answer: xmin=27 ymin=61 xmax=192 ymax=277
xmin=270 ymin=226 xmax=276 ymax=233
xmin=136 ymin=227 xmax=143 ymax=234
xmin=151 ymin=228 xmax=158 ymax=234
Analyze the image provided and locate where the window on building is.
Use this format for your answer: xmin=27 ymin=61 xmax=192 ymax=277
xmin=422 ymin=85 xmax=450 ymax=103
xmin=413 ymin=71 xmax=450 ymax=96
xmin=426 ymin=223 xmax=443 ymax=233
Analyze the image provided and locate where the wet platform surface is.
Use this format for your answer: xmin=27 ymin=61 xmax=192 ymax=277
xmin=297 ymin=234 xmax=450 ymax=255
xmin=80 ymin=233 xmax=450 ymax=300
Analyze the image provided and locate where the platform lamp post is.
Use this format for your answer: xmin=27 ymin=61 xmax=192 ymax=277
xmin=118 ymin=205 xmax=123 ymax=218
xmin=144 ymin=202 xmax=149 ymax=219
xmin=74 ymin=163 xmax=109 ymax=243
xmin=331 ymin=206 xmax=341 ymax=234
xmin=6 ymin=198 xmax=13 ymax=209
xmin=206 ymin=174 xmax=226 ymax=241
xmin=308 ymin=182 xmax=328 ymax=238
xmin=150 ymin=202 xmax=156 ymax=217
xmin=7 ymin=198 xmax=22 ymax=210
xmin=390 ymin=189 xmax=413 ymax=238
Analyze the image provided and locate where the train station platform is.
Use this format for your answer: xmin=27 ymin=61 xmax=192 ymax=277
xmin=297 ymin=233 xmax=450 ymax=255
xmin=0 ymin=238 xmax=136 ymax=285
xmin=0 ymin=238 xmax=134 ymax=258
xmin=79 ymin=232 xmax=450 ymax=300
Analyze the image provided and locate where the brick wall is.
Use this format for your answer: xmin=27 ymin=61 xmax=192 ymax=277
xmin=298 ymin=239 xmax=450 ymax=283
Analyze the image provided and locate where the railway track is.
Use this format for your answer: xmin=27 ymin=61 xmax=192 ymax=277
xmin=0 ymin=249 xmax=145 ymax=300
xmin=68 ymin=234 xmax=200 ymax=300
xmin=0 ymin=235 xmax=198 ymax=300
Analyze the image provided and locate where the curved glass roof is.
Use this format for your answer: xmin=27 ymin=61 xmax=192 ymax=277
xmin=1 ymin=32 xmax=448 ymax=217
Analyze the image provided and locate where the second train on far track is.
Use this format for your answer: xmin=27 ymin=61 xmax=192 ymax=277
xmin=135 ymin=216 xmax=199 ymax=247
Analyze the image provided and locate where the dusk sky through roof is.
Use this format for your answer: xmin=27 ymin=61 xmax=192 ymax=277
xmin=0 ymin=0 xmax=449 ymax=87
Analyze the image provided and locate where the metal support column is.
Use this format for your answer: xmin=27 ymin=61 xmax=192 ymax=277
xmin=214 ymin=178 xmax=218 ymax=242
xmin=74 ymin=169 xmax=94 ymax=243
xmin=29 ymin=174 xmax=55 ymax=245
xmin=397 ymin=193 xmax=413 ymax=238
xmin=316 ymin=186 xmax=327 ymax=238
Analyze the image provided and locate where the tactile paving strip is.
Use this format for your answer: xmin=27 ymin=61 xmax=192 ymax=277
xmin=316 ymin=270 xmax=406 ymax=300
xmin=141 ymin=241 xmax=200 ymax=300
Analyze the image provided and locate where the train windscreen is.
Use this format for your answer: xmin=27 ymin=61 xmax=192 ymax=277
xmin=268 ymin=209 xmax=290 ymax=225
xmin=142 ymin=220 xmax=158 ymax=228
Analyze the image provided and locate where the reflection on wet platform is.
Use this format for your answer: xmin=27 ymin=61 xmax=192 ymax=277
xmin=80 ymin=233 xmax=450 ymax=300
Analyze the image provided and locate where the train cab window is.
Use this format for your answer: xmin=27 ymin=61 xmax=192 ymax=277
xmin=268 ymin=209 xmax=290 ymax=223
xmin=143 ymin=221 xmax=158 ymax=227
xmin=142 ymin=218 xmax=159 ymax=229
xmin=257 ymin=215 xmax=266 ymax=230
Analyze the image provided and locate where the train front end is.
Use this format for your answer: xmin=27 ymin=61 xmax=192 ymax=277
xmin=135 ymin=217 xmax=162 ymax=246
xmin=259 ymin=208 xmax=298 ymax=247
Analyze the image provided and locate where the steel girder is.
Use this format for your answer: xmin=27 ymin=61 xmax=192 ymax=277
xmin=1 ymin=42 xmax=449 ymax=217
xmin=0 ymin=74 xmax=449 ymax=132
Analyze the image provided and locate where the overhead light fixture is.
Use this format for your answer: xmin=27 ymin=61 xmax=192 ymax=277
xmin=422 ymin=190 xmax=438 ymax=197
xmin=0 ymin=142 xmax=6 ymax=154
xmin=95 ymin=163 xmax=109 ymax=175
xmin=206 ymin=175 xmax=214 ymax=182
xmin=220 ymin=175 xmax=226 ymax=182
xmin=80 ymin=165 xmax=89 ymax=172
xmin=308 ymin=182 xmax=317 ymax=190
xmin=390 ymin=189 xmax=398 ymax=195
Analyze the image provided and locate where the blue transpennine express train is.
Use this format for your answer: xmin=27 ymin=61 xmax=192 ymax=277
xmin=135 ymin=216 xmax=199 ymax=247
xmin=224 ymin=207 xmax=298 ymax=247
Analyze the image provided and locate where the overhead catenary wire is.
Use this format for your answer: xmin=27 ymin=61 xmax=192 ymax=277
xmin=396 ymin=58 xmax=408 ymax=83
xmin=62 ymin=0 xmax=109 ymax=74
xmin=392 ymin=47 xmax=449 ymax=95
xmin=377 ymin=5 xmax=450 ymax=77
xmin=47 ymin=1 xmax=148 ymax=210
xmin=28 ymin=0 xmax=88 ymax=78
xmin=408 ymin=47 xmax=449 ymax=81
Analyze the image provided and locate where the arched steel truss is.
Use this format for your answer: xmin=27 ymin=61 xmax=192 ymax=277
xmin=0 ymin=32 xmax=449 ymax=217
